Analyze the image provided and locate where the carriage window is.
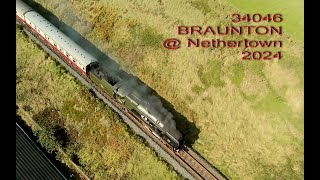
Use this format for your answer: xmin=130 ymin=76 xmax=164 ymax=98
xmin=66 ymin=53 xmax=69 ymax=57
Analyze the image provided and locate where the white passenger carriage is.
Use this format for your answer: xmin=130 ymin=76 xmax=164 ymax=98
xmin=16 ymin=0 xmax=32 ymax=20
xmin=16 ymin=0 xmax=98 ymax=75
xmin=16 ymin=0 xmax=185 ymax=151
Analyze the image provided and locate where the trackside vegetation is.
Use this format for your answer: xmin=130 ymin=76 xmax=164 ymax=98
xmin=20 ymin=0 xmax=304 ymax=179
xmin=16 ymin=25 xmax=181 ymax=179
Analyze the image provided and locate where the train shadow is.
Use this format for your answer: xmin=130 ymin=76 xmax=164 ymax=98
xmin=157 ymin=95 xmax=200 ymax=146
xmin=23 ymin=0 xmax=200 ymax=145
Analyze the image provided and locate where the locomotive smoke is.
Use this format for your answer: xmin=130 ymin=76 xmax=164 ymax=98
xmin=62 ymin=21 xmax=92 ymax=44
xmin=147 ymin=95 xmax=176 ymax=128
xmin=126 ymin=78 xmax=177 ymax=129
xmin=56 ymin=2 xmax=177 ymax=130
xmin=52 ymin=3 xmax=92 ymax=45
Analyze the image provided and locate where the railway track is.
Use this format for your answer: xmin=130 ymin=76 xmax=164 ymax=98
xmin=177 ymin=147 xmax=217 ymax=180
xmin=17 ymin=22 xmax=228 ymax=180
xmin=89 ymin=78 xmax=224 ymax=180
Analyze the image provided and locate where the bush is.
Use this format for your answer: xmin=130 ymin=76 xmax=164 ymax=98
xmin=35 ymin=128 xmax=61 ymax=153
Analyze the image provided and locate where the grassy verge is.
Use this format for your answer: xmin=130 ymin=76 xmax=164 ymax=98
xmin=20 ymin=0 xmax=304 ymax=179
xmin=227 ymin=0 xmax=304 ymax=42
xmin=16 ymin=25 xmax=180 ymax=180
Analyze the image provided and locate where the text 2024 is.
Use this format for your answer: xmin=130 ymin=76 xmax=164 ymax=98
xmin=242 ymin=51 xmax=282 ymax=60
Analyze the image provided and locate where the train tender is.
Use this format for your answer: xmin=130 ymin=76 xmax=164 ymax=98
xmin=16 ymin=0 xmax=184 ymax=150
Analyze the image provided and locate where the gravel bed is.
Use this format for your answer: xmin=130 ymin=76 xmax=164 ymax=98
xmin=22 ymin=28 xmax=195 ymax=180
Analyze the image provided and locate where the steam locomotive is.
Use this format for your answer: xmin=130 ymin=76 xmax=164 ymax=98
xmin=16 ymin=0 xmax=184 ymax=150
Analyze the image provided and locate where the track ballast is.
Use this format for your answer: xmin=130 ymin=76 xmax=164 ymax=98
xmin=17 ymin=21 xmax=228 ymax=180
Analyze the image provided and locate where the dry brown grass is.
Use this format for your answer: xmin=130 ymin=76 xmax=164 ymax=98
xmin=21 ymin=0 xmax=304 ymax=179
xmin=16 ymin=26 xmax=180 ymax=179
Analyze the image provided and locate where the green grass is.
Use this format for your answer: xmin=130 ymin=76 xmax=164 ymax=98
xmin=230 ymin=62 xmax=245 ymax=86
xmin=20 ymin=0 xmax=304 ymax=179
xmin=190 ymin=0 xmax=211 ymax=15
xmin=198 ymin=59 xmax=225 ymax=88
xmin=278 ymin=52 xmax=304 ymax=89
xmin=227 ymin=0 xmax=304 ymax=42
xmin=191 ymin=85 xmax=204 ymax=95
xmin=131 ymin=25 xmax=165 ymax=49
xmin=16 ymin=25 xmax=180 ymax=179
xmin=254 ymin=89 xmax=291 ymax=114
xmin=240 ymin=91 xmax=257 ymax=102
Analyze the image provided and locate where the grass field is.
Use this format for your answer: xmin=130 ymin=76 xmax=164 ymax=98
xmin=227 ymin=0 xmax=304 ymax=42
xmin=16 ymin=25 xmax=180 ymax=179
xmin=20 ymin=0 xmax=304 ymax=179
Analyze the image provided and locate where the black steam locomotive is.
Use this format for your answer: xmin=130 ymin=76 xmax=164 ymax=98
xmin=16 ymin=0 xmax=185 ymax=150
